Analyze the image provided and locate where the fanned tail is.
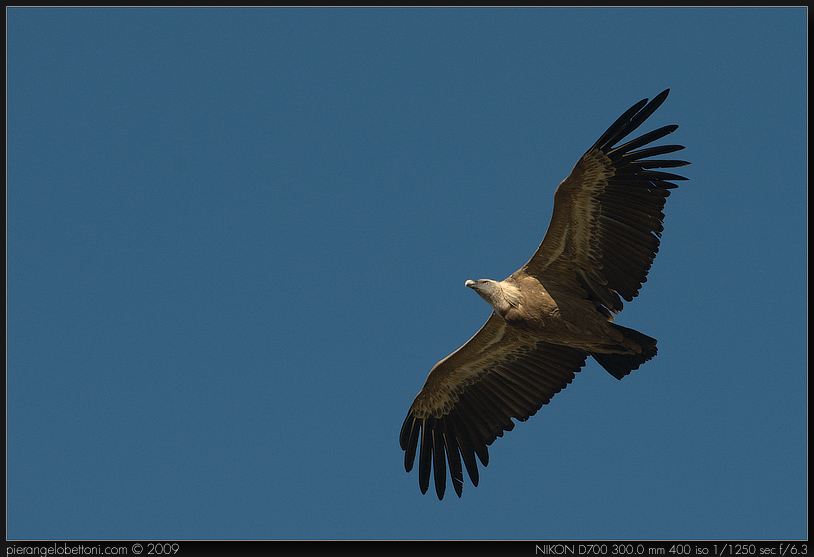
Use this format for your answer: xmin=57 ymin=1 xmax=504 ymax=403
xmin=591 ymin=324 xmax=657 ymax=380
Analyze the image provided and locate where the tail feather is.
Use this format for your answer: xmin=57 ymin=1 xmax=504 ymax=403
xmin=591 ymin=325 xmax=658 ymax=380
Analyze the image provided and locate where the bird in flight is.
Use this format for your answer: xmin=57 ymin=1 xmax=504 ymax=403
xmin=400 ymin=90 xmax=688 ymax=500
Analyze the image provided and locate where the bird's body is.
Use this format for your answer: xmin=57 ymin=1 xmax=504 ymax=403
xmin=467 ymin=273 xmax=647 ymax=354
xmin=400 ymin=90 xmax=688 ymax=499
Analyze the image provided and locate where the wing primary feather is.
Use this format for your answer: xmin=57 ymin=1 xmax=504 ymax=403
xmin=637 ymin=170 xmax=688 ymax=181
xmin=638 ymin=159 xmax=690 ymax=169
xmin=605 ymin=89 xmax=671 ymax=147
xmin=418 ymin=418 xmax=433 ymax=495
xmin=432 ymin=422 xmax=447 ymax=499
xmin=444 ymin=424 xmax=465 ymax=498
xmin=450 ymin=411 xmax=481 ymax=487
xmin=400 ymin=415 xmax=419 ymax=472
xmin=624 ymin=144 xmax=685 ymax=160
xmin=452 ymin=397 xmax=491 ymax=467
xmin=590 ymin=98 xmax=650 ymax=150
xmin=591 ymin=89 xmax=670 ymax=151
xmin=606 ymin=124 xmax=679 ymax=157
xmin=399 ymin=413 xmax=414 ymax=451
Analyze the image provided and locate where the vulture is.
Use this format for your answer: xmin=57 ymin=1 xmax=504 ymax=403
xmin=400 ymin=90 xmax=688 ymax=500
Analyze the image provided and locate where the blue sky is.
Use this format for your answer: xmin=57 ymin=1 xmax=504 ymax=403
xmin=7 ymin=8 xmax=806 ymax=540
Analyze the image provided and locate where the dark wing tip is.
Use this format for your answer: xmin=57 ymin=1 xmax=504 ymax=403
xmin=584 ymin=90 xmax=688 ymax=306
xmin=418 ymin=418 xmax=433 ymax=495
xmin=400 ymin=413 xmax=419 ymax=473
xmin=591 ymin=89 xmax=674 ymax=153
xmin=432 ymin=427 xmax=447 ymax=500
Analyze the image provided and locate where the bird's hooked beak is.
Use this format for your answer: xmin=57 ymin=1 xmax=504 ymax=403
xmin=465 ymin=280 xmax=476 ymax=289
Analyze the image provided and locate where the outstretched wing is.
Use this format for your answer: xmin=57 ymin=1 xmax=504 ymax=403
xmin=524 ymin=89 xmax=689 ymax=313
xmin=399 ymin=312 xmax=588 ymax=499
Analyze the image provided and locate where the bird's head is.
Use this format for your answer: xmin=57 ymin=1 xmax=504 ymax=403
xmin=465 ymin=279 xmax=520 ymax=314
xmin=465 ymin=279 xmax=498 ymax=298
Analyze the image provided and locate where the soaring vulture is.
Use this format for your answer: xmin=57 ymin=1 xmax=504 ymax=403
xmin=400 ymin=90 xmax=688 ymax=500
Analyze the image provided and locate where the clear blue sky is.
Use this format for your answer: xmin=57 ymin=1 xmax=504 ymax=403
xmin=7 ymin=8 xmax=807 ymax=540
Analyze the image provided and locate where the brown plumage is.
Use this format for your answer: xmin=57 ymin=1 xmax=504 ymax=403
xmin=400 ymin=90 xmax=688 ymax=499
